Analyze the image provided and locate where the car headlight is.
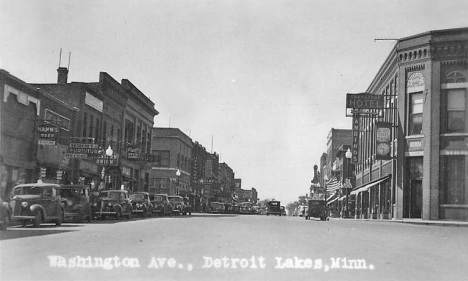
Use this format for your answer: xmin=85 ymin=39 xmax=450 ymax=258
xmin=21 ymin=201 xmax=29 ymax=208
xmin=108 ymin=202 xmax=112 ymax=207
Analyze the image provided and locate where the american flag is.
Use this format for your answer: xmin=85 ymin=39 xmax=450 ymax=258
xmin=326 ymin=177 xmax=341 ymax=193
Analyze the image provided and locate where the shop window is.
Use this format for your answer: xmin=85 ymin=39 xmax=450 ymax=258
xmin=409 ymin=93 xmax=423 ymax=135
xmin=446 ymin=89 xmax=466 ymax=133
xmin=441 ymin=156 xmax=466 ymax=204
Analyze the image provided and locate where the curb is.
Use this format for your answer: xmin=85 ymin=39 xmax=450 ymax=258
xmin=329 ymin=217 xmax=468 ymax=228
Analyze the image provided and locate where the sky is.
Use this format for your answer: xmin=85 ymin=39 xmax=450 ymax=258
xmin=1 ymin=0 xmax=467 ymax=204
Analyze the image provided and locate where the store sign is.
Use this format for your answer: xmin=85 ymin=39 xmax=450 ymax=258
xmin=351 ymin=116 xmax=359 ymax=164
xmin=122 ymin=166 xmax=132 ymax=177
xmin=127 ymin=147 xmax=140 ymax=160
xmin=346 ymin=93 xmax=384 ymax=109
xmin=96 ymin=154 xmax=119 ymax=166
xmin=38 ymin=124 xmax=59 ymax=145
xmin=376 ymin=122 xmax=392 ymax=160
xmin=67 ymin=143 xmax=100 ymax=157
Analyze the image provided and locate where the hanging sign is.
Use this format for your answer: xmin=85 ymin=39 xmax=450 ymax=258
xmin=351 ymin=116 xmax=360 ymax=164
xmin=376 ymin=122 xmax=392 ymax=160
xmin=346 ymin=93 xmax=385 ymax=109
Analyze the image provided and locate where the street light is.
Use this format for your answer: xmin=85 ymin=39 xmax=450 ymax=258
xmin=345 ymin=148 xmax=352 ymax=218
xmin=105 ymin=145 xmax=113 ymax=189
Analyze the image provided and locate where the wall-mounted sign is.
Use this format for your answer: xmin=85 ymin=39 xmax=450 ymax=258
xmin=376 ymin=122 xmax=392 ymax=160
xmin=44 ymin=109 xmax=70 ymax=131
xmin=346 ymin=93 xmax=385 ymax=109
xmin=127 ymin=147 xmax=140 ymax=160
xmin=85 ymin=92 xmax=103 ymax=112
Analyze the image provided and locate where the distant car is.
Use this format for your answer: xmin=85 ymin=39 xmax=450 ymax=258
xmin=168 ymin=195 xmax=187 ymax=216
xmin=267 ymin=201 xmax=281 ymax=216
xmin=130 ymin=192 xmax=153 ymax=217
xmin=240 ymin=202 xmax=253 ymax=214
xmin=60 ymin=185 xmax=93 ymax=222
xmin=306 ymin=199 xmax=327 ymax=221
xmin=96 ymin=190 xmax=132 ymax=220
xmin=1 ymin=197 xmax=11 ymax=231
xmin=150 ymin=194 xmax=173 ymax=216
xmin=9 ymin=183 xmax=64 ymax=227
xmin=209 ymin=202 xmax=224 ymax=213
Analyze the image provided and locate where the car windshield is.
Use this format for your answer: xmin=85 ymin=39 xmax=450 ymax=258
xmin=13 ymin=186 xmax=42 ymax=195
xmin=269 ymin=202 xmax=280 ymax=206
xmin=61 ymin=189 xmax=81 ymax=199
xmin=100 ymin=191 xmax=120 ymax=200
xmin=169 ymin=197 xmax=182 ymax=202
xmin=130 ymin=194 xmax=145 ymax=200
xmin=153 ymin=196 xmax=163 ymax=202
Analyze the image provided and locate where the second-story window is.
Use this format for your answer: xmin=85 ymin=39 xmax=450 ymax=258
xmin=447 ymin=89 xmax=466 ymax=133
xmin=409 ymin=93 xmax=423 ymax=135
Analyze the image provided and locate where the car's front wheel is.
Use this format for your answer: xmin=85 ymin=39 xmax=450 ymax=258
xmin=33 ymin=211 xmax=42 ymax=227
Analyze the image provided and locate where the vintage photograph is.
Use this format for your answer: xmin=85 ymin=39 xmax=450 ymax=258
xmin=0 ymin=0 xmax=467 ymax=280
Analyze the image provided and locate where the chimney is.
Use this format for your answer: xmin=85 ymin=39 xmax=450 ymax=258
xmin=57 ymin=67 xmax=69 ymax=84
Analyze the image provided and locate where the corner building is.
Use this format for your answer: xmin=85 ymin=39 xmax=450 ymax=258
xmin=353 ymin=27 xmax=468 ymax=221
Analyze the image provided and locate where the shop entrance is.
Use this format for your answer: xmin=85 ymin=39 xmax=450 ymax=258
xmin=404 ymin=179 xmax=422 ymax=218
xmin=404 ymin=157 xmax=423 ymax=219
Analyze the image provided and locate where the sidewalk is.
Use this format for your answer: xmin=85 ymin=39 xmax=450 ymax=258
xmin=329 ymin=217 xmax=468 ymax=228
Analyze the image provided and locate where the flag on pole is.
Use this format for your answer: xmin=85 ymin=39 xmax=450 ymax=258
xmin=326 ymin=177 xmax=341 ymax=194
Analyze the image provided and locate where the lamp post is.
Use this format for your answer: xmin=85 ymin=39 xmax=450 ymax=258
xmin=175 ymin=169 xmax=181 ymax=196
xmin=345 ymin=148 xmax=352 ymax=218
xmin=105 ymin=145 xmax=113 ymax=189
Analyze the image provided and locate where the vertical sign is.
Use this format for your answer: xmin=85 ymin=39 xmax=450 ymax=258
xmin=376 ymin=122 xmax=392 ymax=160
xmin=351 ymin=115 xmax=360 ymax=164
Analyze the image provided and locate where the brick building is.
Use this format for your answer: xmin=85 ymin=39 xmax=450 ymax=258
xmin=149 ymin=128 xmax=193 ymax=196
xmin=350 ymin=27 xmax=468 ymax=221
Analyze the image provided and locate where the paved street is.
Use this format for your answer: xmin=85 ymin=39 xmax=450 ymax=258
xmin=1 ymin=214 xmax=467 ymax=281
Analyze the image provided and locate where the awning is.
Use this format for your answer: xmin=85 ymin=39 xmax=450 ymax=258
xmin=350 ymin=175 xmax=391 ymax=196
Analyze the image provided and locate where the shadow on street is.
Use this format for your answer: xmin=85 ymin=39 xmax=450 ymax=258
xmin=0 ymin=226 xmax=77 ymax=241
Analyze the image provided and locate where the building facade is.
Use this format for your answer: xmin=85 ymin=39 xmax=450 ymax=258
xmin=149 ymin=128 xmax=193 ymax=197
xmin=1 ymin=70 xmax=41 ymax=198
xmin=352 ymin=27 xmax=468 ymax=221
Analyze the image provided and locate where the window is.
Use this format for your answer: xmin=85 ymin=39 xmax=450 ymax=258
xmin=441 ymin=156 xmax=466 ymax=204
xmin=89 ymin=115 xmax=94 ymax=138
xmin=447 ymin=89 xmax=466 ymax=133
xmin=152 ymin=150 xmax=170 ymax=167
xmin=409 ymin=93 xmax=423 ymax=135
xmin=83 ymin=113 xmax=87 ymax=137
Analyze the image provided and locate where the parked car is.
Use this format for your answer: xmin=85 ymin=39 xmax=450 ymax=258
xmin=129 ymin=192 xmax=153 ymax=217
xmin=267 ymin=200 xmax=282 ymax=216
xmin=168 ymin=195 xmax=187 ymax=216
xmin=150 ymin=194 xmax=173 ymax=216
xmin=9 ymin=182 xmax=64 ymax=227
xmin=305 ymin=199 xmax=328 ymax=221
xmin=1 ymin=197 xmax=11 ymax=231
xmin=209 ymin=202 xmax=224 ymax=213
xmin=95 ymin=190 xmax=132 ymax=220
xmin=60 ymin=185 xmax=92 ymax=222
